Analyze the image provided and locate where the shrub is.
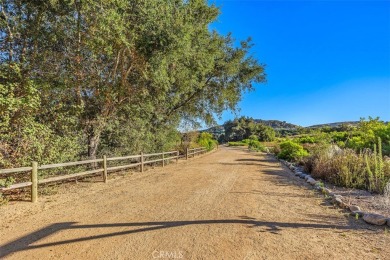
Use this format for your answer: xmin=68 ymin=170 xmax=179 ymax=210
xmin=272 ymin=143 xmax=281 ymax=155
xmin=297 ymin=136 xmax=316 ymax=144
xmin=228 ymin=141 xmax=247 ymax=146
xmin=381 ymin=181 xmax=390 ymax=210
xmin=197 ymin=132 xmax=218 ymax=151
xmin=248 ymin=140 xmax=266 ymax=152
xmin=277 ymin=140 xmax=309 ymax=161
xmin=0 ymin=176 xmax=15 ymax=188
xmin=303 ymin=140 xmax=390 ymax=194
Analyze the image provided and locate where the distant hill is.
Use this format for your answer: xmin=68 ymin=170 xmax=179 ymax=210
xmin=201 ymin=119 xmax=300 ymax=136
xmin=253 ymin=119 xmax=300 ymax=130
xmin=306 ymin=121 xmax=359 ymax=129
xmin=201 ymin=120 xmax=362 ymax=136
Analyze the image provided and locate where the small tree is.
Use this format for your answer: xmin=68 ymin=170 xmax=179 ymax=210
xmin=197 ymin=132 xmax=218 ymax=151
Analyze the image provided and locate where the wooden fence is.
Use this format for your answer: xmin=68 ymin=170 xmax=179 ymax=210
xmin=0 ymin=147 xmax=209 ymax=202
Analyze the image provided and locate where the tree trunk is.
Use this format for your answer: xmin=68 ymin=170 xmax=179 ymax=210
xmin=87 ymin=130 xmax=101 ymax=160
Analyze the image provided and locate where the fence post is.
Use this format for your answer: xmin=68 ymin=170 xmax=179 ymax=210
xmin=186 ymin=148 xmax=188 ymax=160
xmin=162 ymin=151 xmax=165 ymax=167
xmin=31 ymin=161 xmax=38 ymax=203
xmin=103 ymin=155 xmax=107 ymax=183
xmin=140 ymin=152 xmax=144 ymax=172
xmin=176 ymin=151 xmax=179 ymax=164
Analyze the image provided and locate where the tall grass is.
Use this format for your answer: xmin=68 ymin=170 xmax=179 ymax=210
xmin=303 ymin=139 xmax=390 ymax=194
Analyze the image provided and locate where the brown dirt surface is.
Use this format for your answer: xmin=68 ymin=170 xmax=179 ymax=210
xmin=317 ymin=184 xmax=390 ymax=218
xmin=1 ymin=146 xmax=389 ymax=259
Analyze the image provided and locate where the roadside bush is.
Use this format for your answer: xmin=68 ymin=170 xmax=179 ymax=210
xmin=303 ymin=140 xmax=390 ymax=194
xmin=277 ymin=140 xmax=309 ymax=161
xmin=248 ymin=140 xmax=266 ymax=152
xmin=197 ymin=132 xmax=218 ymax=151
xmin=241 ymin=139 xmax=249 ymax=144
xmin=272 ymin=143 xmax=281 ymax=155
xmin=297 ymin=136 xmax=316 ymax=144
xmin=228 ymin=141 xmax=247 ymax=146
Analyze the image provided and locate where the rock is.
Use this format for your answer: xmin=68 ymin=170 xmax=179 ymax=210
xmin=350 ymin=211 xmax=364 ymax=218
xmin=306 ymin=178 xmax=317 ymax=185
xmin=304 ymin=175 xmax=310 ymax=180
xmin=314 ymin=185 xmax=322 ymax=191
xmin=325 ymin=145 xmax=343 ymax=157
xmin=349 ymin=205 xmax=361 ymax=212
xmin=333 ymin=197 xmax=343 ymax=205
xmin=333 ymin=194 xmax=343 ymax=200
xmin=339 ymin=202 xmax=349 ymax=209
xmin=363 ymin=213 xmax=387 ymax=226
xmin=299 ymin=174 xmax=307 ymax=179
xmin=332 ymin=195 xmax=344 ymax=205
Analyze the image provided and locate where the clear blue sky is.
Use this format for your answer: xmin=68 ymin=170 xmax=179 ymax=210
xmin=209 ymin=0 xmax=390 ymax=127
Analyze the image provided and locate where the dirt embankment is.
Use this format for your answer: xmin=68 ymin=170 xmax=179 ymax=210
xmin=0 ymin=147 xmax=389 ymax=259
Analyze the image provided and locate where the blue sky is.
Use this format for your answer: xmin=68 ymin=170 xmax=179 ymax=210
xmin=209 ymin=0 xmax=390 ymax=127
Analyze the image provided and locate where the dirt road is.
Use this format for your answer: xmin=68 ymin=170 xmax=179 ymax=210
xmin=0 ymin=147 xmax=389 ymax=259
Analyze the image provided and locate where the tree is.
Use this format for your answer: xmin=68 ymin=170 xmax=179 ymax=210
xmin=0 ymin=0 xmax=265 ymax=166
xmin=223 ymin=117 xmax=275 ymax=142
xmin=256 ymin=124 xmax=276 ymax=142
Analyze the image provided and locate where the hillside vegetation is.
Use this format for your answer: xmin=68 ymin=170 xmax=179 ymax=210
xmin=223 ymin=117 xmax=390 ymax=194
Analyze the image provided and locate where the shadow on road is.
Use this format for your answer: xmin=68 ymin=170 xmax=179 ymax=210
xmin=0 ymin=216 xmax=373 ymax=258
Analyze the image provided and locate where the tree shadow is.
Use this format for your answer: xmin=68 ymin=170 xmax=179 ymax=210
xmin=214 ymin=162 xmax=273 ymax=167
xmin=235 ymin=158 xmax=271 ymax=163
xmin=0 ymin=216 xmax=373 ymax=258
xmin=230 ymin=190 xmax=316 ymax=199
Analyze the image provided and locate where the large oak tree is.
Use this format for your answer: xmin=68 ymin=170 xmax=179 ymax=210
xmin=0 ymin=0 xmax=265 ymax=165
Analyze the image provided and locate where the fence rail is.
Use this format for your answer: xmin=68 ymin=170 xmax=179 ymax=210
xmin=0 ymin=147 xmax=212 ymax=202
xmin=38 ymin=159 xmax=104 ymax=170
xmin=0 ymin=167 xmax=33 ymax=175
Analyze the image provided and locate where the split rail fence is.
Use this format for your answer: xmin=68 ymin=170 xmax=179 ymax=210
xmin=0 ymin=147 xmax=209 ymax=202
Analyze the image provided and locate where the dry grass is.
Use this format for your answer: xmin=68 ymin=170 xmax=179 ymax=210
xmin=378 ymin=181 xmax=390 ymax=210
xmin=304 ymin=145 xmax=390 ymax=194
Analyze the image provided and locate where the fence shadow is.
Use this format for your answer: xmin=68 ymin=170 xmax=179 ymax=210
xmin=0 ymin=216 xmax=371 ymax=258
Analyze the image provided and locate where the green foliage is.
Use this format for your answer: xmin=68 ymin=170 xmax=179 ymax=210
xmin=277 ymin=140 xmax=309 ymax=161
xmin=0 ymin=176 xmax=15 ymax=188
xmin=365 ymin=137 xmax=386 ymax=193
xmin=345 ymin=118 xmax=390 ymax=155
xmin=228 ymin=141 xmax=247 ymax=146
xmin=0 ymin=64 xmax=82 ymax=168
xmin=197 ymin=132 xmax=218 ymax=151
xmin=223 ymin=117 xmax=275 ymax=142
xmin=296 ymin=136 xmax=316 ymax=144
xmin=257 ymin=124 xmax=276 ymax=142
xmin=248 ymin=140 xmax=266 ymax=152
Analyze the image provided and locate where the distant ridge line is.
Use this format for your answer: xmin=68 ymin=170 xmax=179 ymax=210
xmin=306 ymin=121 xmax=360 ymax=128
